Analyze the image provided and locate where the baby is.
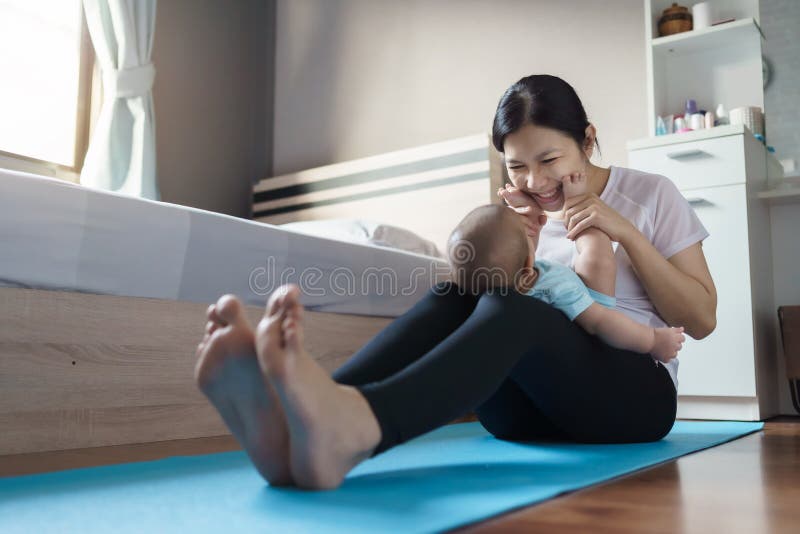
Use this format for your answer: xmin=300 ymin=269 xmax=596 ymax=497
xmin=447 ymin=204 xmax=684 ymax=362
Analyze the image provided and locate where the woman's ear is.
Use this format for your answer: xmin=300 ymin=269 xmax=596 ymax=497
xmin=583 ymin=124 xmax=597 ymax=159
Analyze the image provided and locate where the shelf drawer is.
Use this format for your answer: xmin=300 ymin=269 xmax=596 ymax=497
xmin=675 ymin=183 xmax=756 ymax=397
xmin=628 ymin=134 xmax=746 ymax=191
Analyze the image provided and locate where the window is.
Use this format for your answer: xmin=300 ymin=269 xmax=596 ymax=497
xmin=0 ymin=0 xmax=93 ymax=177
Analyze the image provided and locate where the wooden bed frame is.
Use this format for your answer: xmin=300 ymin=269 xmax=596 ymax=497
xmin=0 ymin=287 xmax=391 ymax=455
xmin=1 ymin=134 xmax=503 ymax=457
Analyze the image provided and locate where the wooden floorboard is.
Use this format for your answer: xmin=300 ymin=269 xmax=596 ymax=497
xmin=457 ymin=416 xmax=800 ymax=534
xmin=1 ymin=417 xmax=798 ymax=533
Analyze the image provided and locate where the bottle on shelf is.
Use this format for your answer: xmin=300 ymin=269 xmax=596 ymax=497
xmin=715 ymin=104 xmax=729 ymax=126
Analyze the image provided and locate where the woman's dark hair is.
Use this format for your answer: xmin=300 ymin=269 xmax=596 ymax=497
xmin=491 ymin=74 xmax=599 ymax=156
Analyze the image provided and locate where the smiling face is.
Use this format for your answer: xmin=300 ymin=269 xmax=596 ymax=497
xmin=503 ymin=122 xmax=592 ymax=212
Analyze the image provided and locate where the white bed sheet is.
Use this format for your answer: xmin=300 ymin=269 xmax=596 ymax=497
xmin=0 ymin=170 xmax=450 ymax=317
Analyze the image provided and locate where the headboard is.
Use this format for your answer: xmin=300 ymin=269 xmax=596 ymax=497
xmin=253 ymin=134 xmax=509 ymax=252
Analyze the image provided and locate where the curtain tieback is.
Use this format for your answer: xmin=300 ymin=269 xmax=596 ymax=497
xmin=103 ymin=63 xmax=155 ymax=99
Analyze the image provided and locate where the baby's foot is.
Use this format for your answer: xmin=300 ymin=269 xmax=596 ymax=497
xmin=256 ymin=284 xmax=382 ymax=490
xmin=650 ymin=326 xmax=686 ymax=363
xmin=562 ymin=171 xmax=588 ymax=199
xmin=195 ymin=295 xmax=293 ymax=486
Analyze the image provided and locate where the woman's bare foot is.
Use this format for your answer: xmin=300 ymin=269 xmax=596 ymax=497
xmin=195 ymin=294 xmax=293 ymax=486
xmin=255 ymin=284 xmax=382 ymax=490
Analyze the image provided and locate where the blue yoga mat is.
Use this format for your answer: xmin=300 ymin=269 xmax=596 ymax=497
xmin=0 ymin=421 xmax=762 ymax=533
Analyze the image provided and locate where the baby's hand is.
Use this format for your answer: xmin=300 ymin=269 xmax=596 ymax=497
xmin=650 ymin=326 xmax=685 ymax=363
xmin=497 ymin=183 xmax=547 ymax=237
xmin=562 ymin=171 xmax=588 ymax=200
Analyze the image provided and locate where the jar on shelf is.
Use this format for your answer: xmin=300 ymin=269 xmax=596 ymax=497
xmin=658 ymin=3 xmax=693 ymax=37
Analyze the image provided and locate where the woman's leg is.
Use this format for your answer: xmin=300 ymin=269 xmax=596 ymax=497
xmin=333 ymin=281 xmax=479 ymax=386
xmin=504 ymin=315 xmax=677 ymax=444
xmin=356 ymin=289 xmax=568 ymax=454
xmin=253 ymin=283 xmax=675 ymax=489
xmin=475 ymin=378 xmax=570 ymax=442
xmin=357 ymin=290 xmax=676 ymax=455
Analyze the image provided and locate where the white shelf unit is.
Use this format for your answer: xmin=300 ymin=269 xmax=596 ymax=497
xmin=651 ymin=17 xmax=763 ymax=55
xmin=628 ymin=128 xmax=778 ymax=421
xmin=757 ymin=187 xmax=800 ymax=206
xmin=757 ymin=172 xmax=800 ymax=205
xmin=633 ymin=1 xmax=778 ymax=421
xmin=644 ymin=0 xmax=764 ymax=136
xmin=629 ymin=123 xmax=752 ymax=150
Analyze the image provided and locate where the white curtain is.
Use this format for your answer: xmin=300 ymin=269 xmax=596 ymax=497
xmin=81 ymin=0 xmax=158 ymax=200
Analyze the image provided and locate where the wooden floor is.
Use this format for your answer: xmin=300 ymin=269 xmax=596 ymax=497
xmin=1 ymin=417 xmax=798 ymax=533
xmin=460 ymin=416 xmax=800 ymax=534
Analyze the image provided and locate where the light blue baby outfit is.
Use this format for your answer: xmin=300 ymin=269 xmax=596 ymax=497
xmin=526 ymin=259 xmax=616 ymax=320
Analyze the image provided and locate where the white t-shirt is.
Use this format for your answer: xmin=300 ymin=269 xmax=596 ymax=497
xmin=537 ymin=166 xmax=710 ymax=389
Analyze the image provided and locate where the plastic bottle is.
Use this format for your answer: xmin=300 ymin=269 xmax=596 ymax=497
xmin=656 ymin=116 xmax=667 ymax=136
xmin=715 ymin=104 xmax=729 ymax=126
xmin=704 ymin=111 xmax=715 ymax=129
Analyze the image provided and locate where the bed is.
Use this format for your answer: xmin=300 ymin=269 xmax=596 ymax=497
xmin=0 ymin=134 xmax=504 ymax=456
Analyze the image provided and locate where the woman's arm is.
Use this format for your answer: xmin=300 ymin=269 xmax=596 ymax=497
xmin=563 ymin=195 xmax=717 ymax=339
xmin=621 ymin=235 xmax=717 ymax=339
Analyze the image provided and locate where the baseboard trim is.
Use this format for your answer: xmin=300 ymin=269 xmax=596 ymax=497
xmin=677 ymin=395 xmax=762 ymax=421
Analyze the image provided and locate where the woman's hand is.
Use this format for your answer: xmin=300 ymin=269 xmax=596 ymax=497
xmin=497 ymin=183 xmax=547 ymax=237
xmin=563 ymin=193 xmax=637 ymax=243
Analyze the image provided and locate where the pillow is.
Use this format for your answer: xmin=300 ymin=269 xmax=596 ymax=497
xmin=279 ymin=219 xmax=443 ymax=258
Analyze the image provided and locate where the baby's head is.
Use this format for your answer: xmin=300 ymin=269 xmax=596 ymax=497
xmin=447 ymin=204 xmax=535 ymax=294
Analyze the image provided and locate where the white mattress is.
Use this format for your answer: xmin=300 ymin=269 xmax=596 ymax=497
xmin=0 ymin=170 xmax=450 ymax=316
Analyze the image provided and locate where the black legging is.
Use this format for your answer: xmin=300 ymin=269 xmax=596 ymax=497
xmin=333 ymin=281 xmax=677 ymax=456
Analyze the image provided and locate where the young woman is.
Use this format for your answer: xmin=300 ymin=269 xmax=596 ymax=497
xmin=195 ymin=74 xmax=717 ymax=490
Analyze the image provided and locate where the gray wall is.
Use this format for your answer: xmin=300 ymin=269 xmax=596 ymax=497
xmin=272 ymin=0 xmax=647 ymax=176
xmin=761 ymin=0 xmax=800 ymax=415
xmin=762 ymin=0 xmax=800 ymax=170
xmin=153 ymin=0 xmax=276 ymax=218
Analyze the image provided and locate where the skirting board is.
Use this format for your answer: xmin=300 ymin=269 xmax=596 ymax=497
xmin=677 ymin=396 xmax=763 ymax=421
xmin=0 ymin=287 xmax=391 ymax=455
